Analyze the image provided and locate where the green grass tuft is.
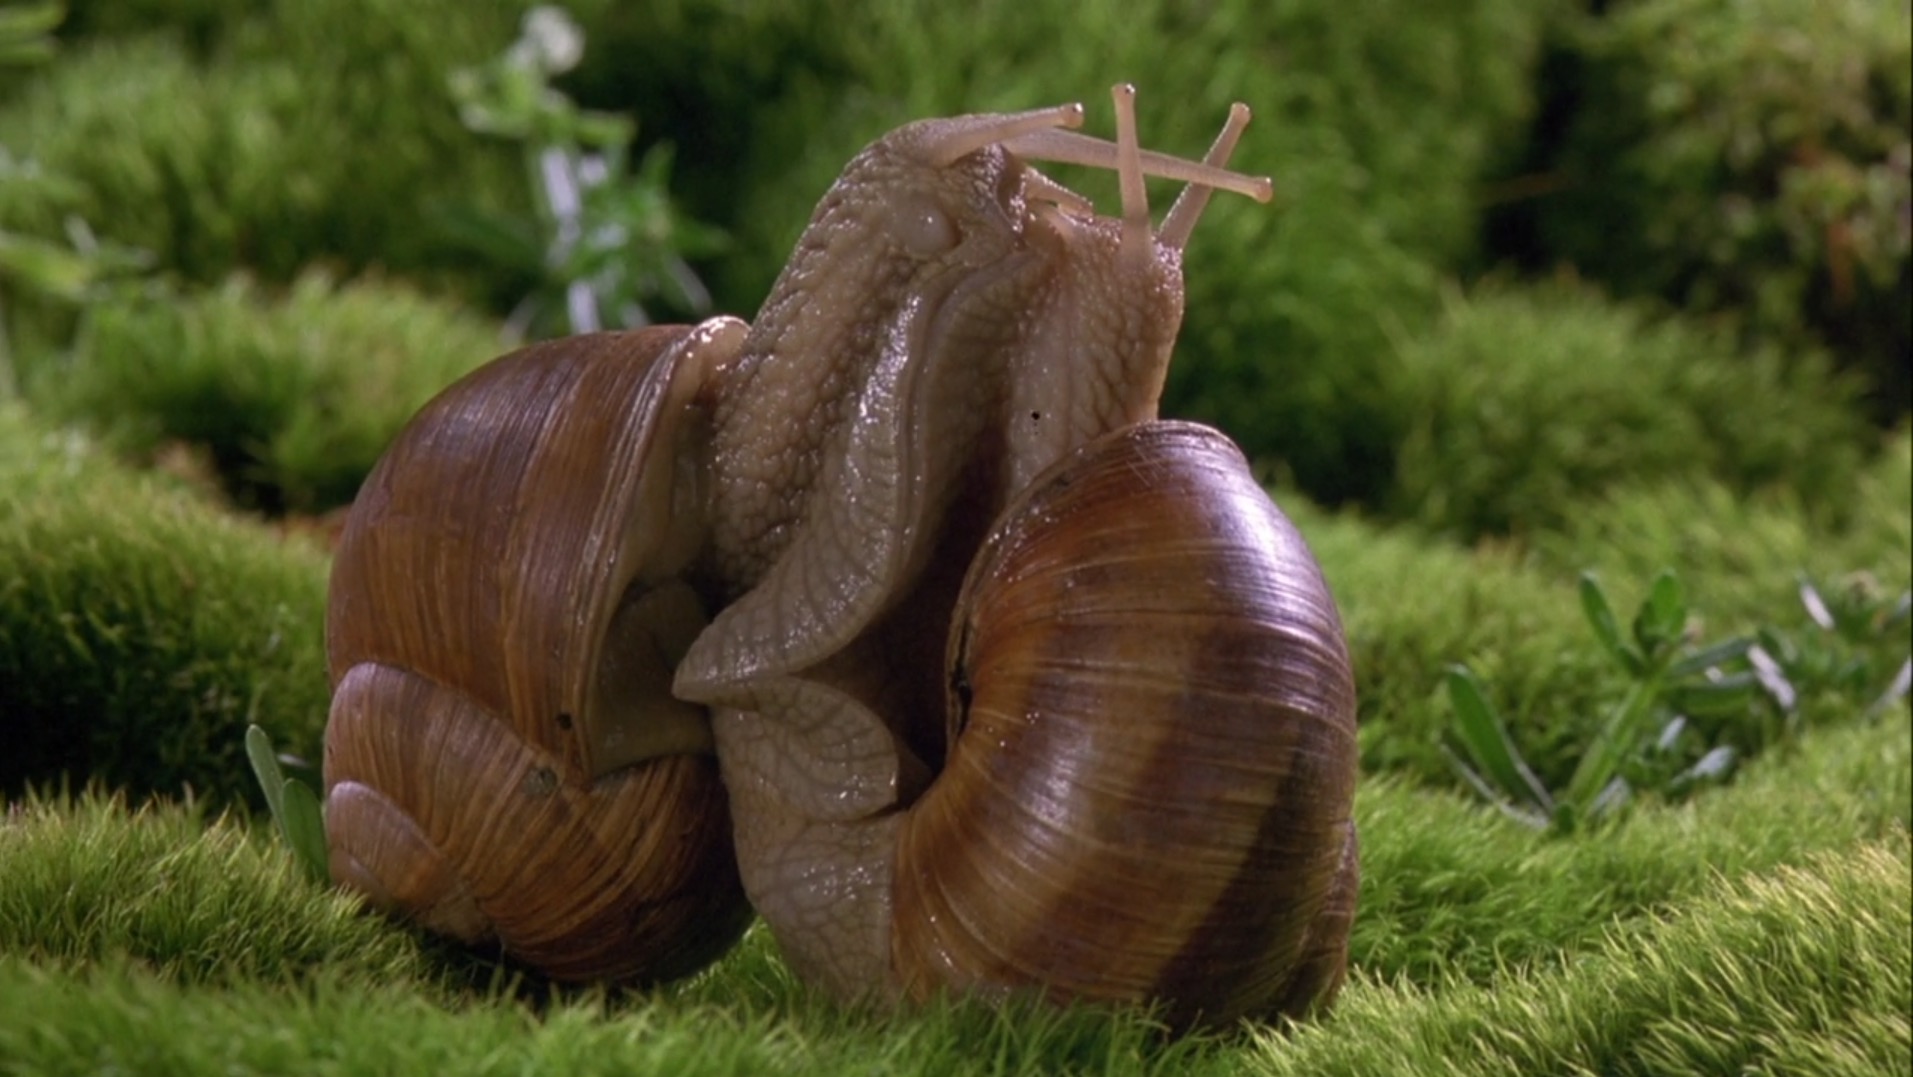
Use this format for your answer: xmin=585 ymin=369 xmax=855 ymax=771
xmin=1351 ymin=714 xmax=1911 ymax=985
xmin=0 ymin=792 xmax=432 ymax=988
xmin=1251 ymin=839 xmax=1911 ymax=1076
xmin=0 ymin=406 xmax=330 ymax=808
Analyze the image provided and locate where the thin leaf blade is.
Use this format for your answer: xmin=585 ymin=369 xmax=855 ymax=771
xmin=244 ymin=724 xmax=288 ymax=829
xmin=1446 ymin=666 xmax=1553 ymax=815
xmin=1579 ymin=573 xmax=1640 ymax=675
xmin=280 ymin=779 xmax=330 ymax=885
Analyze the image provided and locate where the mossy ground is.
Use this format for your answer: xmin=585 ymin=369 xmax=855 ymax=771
xmin=2 ymin=716 xmax=1905 ymax=1075
xmin=2 ymin=0 xmax=1908 ymax=1073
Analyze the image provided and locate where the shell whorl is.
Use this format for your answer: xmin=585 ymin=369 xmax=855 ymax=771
xmin=891 ymin=420 xmax=1360 ymax=1027
xmin=321 ymin=325 xmax=754 ymax=983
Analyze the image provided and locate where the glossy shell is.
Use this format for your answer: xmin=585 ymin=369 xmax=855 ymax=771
xmin=893 ymin=420 xmax=1360 ymax=1027
xmin=323 ymin=326 xmax=753 ymax=983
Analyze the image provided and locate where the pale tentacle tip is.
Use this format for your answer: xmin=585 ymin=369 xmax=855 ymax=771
xmin=1224 ymin=102 xmax=1274 ymax=203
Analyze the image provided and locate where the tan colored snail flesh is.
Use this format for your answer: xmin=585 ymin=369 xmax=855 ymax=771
xmin=322 ymin=84 xmax=1358 ymax=1027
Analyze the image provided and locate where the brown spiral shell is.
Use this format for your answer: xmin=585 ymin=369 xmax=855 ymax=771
xmin=322 ymin=325 xmax=753 ymax=983
xmin=892 ymin=420 xmax=1360 ymax=1028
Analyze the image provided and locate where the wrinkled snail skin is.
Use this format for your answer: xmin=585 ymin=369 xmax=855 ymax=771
xmin=322 ymin=321 xmax=757 ymax=982
xmin=669 ymin=90 xmax=1357 ymax=1026
xmin=675 ymin=89 xmax=1265 ymax=701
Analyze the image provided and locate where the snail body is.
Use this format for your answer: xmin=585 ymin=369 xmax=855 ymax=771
xmin=323 ymin=85 xmax=1358 ymax=1024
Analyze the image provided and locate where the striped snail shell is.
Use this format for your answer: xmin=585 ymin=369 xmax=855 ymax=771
xmin=898 ymin=420 xmax=1359 ymax=1027
xmin=322 ymin=321 xmax=755 ymax=982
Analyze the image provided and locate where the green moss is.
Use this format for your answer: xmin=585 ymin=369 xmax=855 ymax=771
xmin=1351 ymin=714 xmax=1911 ymax=985
xmin=57 ymin=0 xmax=251 ymax=56
xmin=1533 ymin=426 xmax=1912 ymax=625
xmin=221 ymin=0 xmax=533 ymax=288
xmin=1535 ymin=0 xmax=1911 ymax=418
xmin=1386 ymin=282 xmax=1867 ymax=539
xmin=1 ymin=719 xmax=1904 ymax=1074
xmin=0 ymin=14 xmax=527 ymax=296
xmin=1259 ymin=837 xmax=1911 ymax=1076
xmin=1288 ymin=405 xmax=1903 ymax=791
xmin=0 ymin=792 xmax=434 ymax=987
xmin=0 ymin=37 xmax=295 ymax=285
xmin=31 ymin=271 xmax=509 ymax=514
xmin=0 ymin=406 xmax=329 ymax=808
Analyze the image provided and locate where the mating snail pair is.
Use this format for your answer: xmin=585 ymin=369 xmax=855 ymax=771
xmin=322 ymin=85 xmax=1359 ymax=1029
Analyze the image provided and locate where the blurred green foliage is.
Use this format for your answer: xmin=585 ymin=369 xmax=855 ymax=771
xmin=0 ymin=5 xmax=529 ymax=296
xmin=442 ymin=5 xmax=725 ymax=336
xmin=0 ymin=1 xmax=58 ymax=67
xmin=1387 ymin=281 xmax=1868 ymax=539
xmin=1533 ymin=0 xmax=1911 ymax=418
xmin=28 ymin=272 xmax=507 ymax=514
xmin=7 ymin=0 xmax=1900 ymax=518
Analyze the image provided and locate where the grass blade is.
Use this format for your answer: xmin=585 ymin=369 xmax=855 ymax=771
xmin=1563 ymin=680 xmax=1658 ymax=813
xmin=245 ymin=723 xmax=328 ymax=884
xmin=1445 ymin=666 xmax=1553 ymax=816
xmin=244 ymin=724 xmax=289 ymax=831
xmin=279 ymin=779 xmax=330 ymax=885
xmin=1665 ymin=635 xmax=1755 ymax=680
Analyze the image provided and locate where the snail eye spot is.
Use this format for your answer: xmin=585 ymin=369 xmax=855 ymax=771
xmin=895 ymin=198 xmax=960 ymax=258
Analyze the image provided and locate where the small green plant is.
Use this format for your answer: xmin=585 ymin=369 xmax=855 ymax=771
xmin=441 ymin=5 xmax=723 ymax=338
xmin=243 ymin=724 xmax=328 ymax=885
xmin=1445 ymin=570 xmax=1764 ymax=831
xmin=1447 ymin=568 xmax=1913 ymax=832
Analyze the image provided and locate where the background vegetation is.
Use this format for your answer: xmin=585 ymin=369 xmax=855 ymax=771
xmin=1 ymin=0 xmax=1907 ymax=1073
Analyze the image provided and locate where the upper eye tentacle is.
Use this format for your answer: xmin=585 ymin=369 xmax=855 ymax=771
xmin=1161 ymin=101 xmax=1257 ymax=252
xmin=912 ymin=103 xmax=1087 ymax=167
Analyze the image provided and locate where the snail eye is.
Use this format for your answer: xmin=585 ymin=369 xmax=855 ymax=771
xmin=893 ymin=197 xmax=960 ymax=258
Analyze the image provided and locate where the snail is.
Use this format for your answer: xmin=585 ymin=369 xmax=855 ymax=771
xmin=322 ymin=84 xmax=1358 ymax=1026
